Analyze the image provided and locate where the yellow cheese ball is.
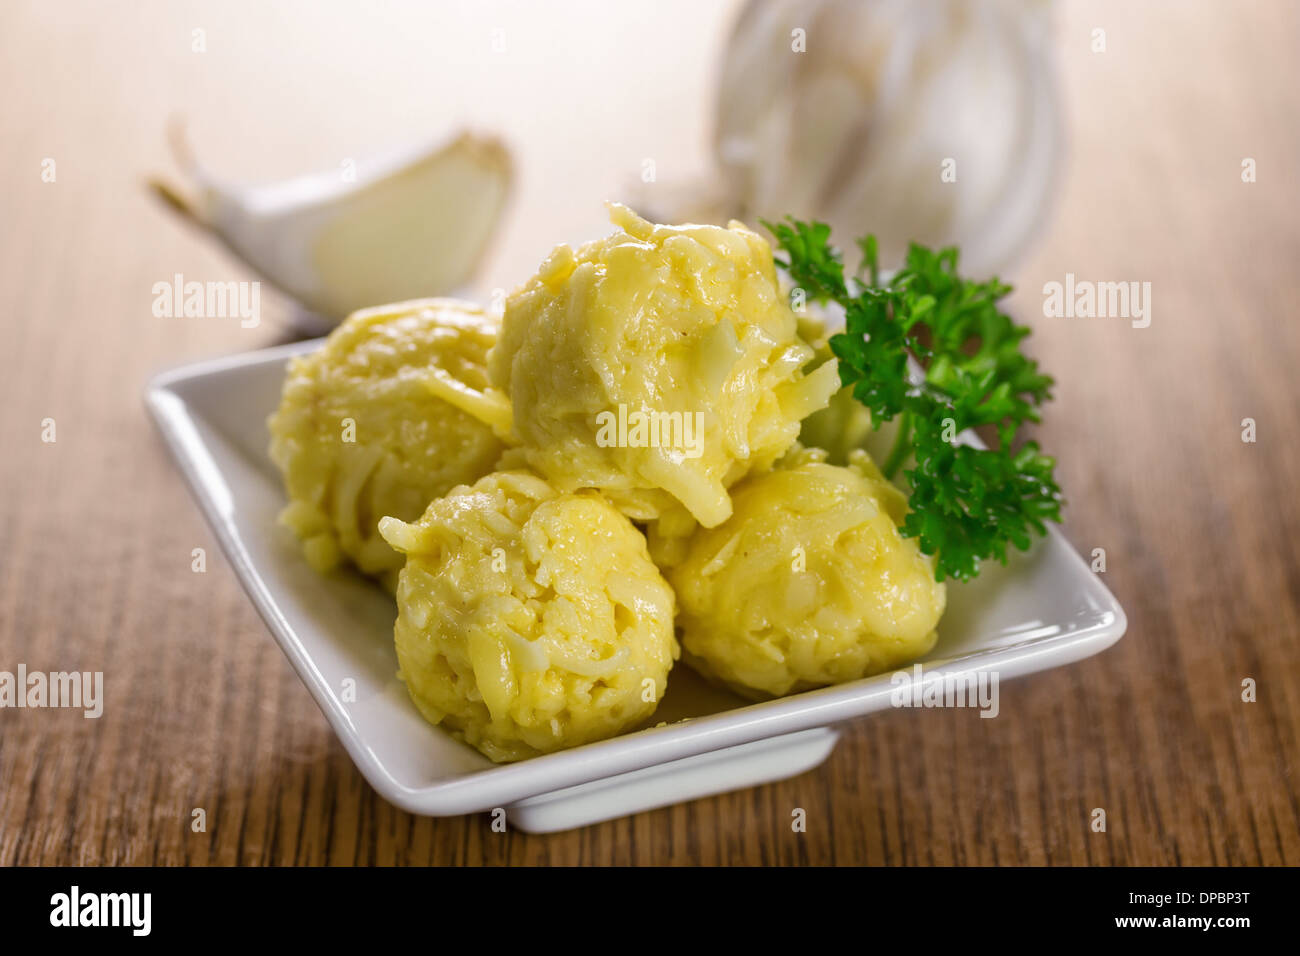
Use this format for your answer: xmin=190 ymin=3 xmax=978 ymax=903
xmin=378 ymin=470 xmax=678 ymax=762
xmin=668 ymin=448 xmax=946 ymax=699
xmin=794 ymin=322 xmax=885 ymax=468
xmin=488 ymin=203 xmax=840 ymax=529
xmin=268 ymin=299 xmax=510 ymax=588
xmin=798 ymin=378 xmax=879 ymax=466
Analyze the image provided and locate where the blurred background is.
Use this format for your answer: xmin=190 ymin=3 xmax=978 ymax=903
xmin=1 ymin=0 xmax=1297 ymax=865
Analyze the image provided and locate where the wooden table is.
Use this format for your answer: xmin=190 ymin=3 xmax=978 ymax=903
xmin=2 ymin=0 xmax=1296 ymax=865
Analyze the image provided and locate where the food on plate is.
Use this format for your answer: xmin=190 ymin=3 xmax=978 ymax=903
xmin=488 ymin=202 xmax=840 ymax=529
xmin=667 ymin=446 xmax=945 ymax=699
xmin=266 ymin=204 xmax=1062 ymax=762
xmin=378 ymin=471 xmax=678 ymax=762
xmin=268 ymin=298 xmax=510 ymax=589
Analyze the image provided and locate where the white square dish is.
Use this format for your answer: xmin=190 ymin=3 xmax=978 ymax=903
xmin=145 ymin=341 xmax=1126 ymax=833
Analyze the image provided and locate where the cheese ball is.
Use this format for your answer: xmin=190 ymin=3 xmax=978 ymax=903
xmin=378 ymin=470 xmax=678 ymax=762
xmin=668 ymin=448 xmax=946 ymax=699
xmin=798 ymin=378 xmax=879 ymax=466
xmin=488 ymin=203 xmax=840 ymax=529
xmin=268 ymin=299 xmax=511 ymax=588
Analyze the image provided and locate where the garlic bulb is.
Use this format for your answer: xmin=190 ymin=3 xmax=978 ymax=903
xmin=713 ymin=0 xmax=1060 ymax=275
xmin=150 ymin=125 xmax=513 ymax=325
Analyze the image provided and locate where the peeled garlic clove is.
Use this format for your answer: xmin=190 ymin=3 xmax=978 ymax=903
xmin=150 ymin=124 xmax=513 ymax=322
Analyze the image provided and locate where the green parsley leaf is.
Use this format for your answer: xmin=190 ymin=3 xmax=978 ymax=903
xmin=766 ymin=217 xmax=1063 ymax=582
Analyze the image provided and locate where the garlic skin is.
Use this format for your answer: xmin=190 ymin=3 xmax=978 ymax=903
xmin=714 ymin=0 xmax=1060 ymax=276
xmin=151 ymin=127 xmax=513 ymax=324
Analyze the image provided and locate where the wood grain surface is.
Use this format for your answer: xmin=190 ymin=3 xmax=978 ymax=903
xmin=1 ymin=0 xmax=1297 ymax=866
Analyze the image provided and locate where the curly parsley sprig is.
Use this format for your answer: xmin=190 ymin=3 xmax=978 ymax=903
xmin=762 ymin=217 xmax=1062 ymax=583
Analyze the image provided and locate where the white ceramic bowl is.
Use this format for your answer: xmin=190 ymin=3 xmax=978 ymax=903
xmin=145 ymin=341 xmax=1125 ymax=832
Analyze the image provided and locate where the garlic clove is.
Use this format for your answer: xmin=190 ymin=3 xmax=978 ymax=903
xmin=149 ymin=123 xmax=513 ymax=323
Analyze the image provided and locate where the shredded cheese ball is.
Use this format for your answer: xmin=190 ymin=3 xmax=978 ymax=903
xmin=265 ymin=209 xmax=954 ymax=761
xmin=668 ymin=448 xmax=946 ymax=699
xmin=488 ymin=203 xmax=840 ymax=529
xmin=378 ymin=471 xmax=678 ymax=762
xmin=268 ymin=299 xmax=510 ymax=588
